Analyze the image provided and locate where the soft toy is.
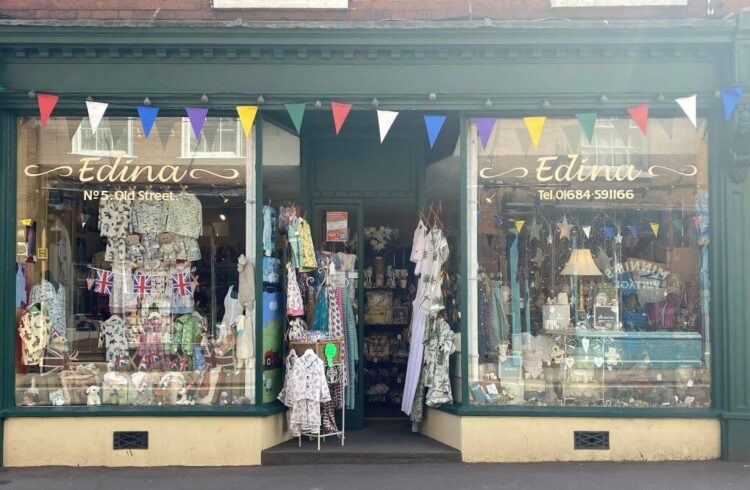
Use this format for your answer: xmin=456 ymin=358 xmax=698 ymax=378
xmin=125 ymin=234 xmax=144 ymax=266
xmin=85 ymin=385 xmax=101 ymax=406
xmin=218 ymin=391 xmax=230 ymax=405
xmin=176 ymin=387 xmax=195 ymax=405
xmin=49 ymin=389 xmax=66 ymax=406
xmin=158 ymin=232 xmax=176 ymax=264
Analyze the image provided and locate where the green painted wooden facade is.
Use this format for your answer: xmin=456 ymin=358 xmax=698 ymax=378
xmin=0 ymin=12 xmax=749 ymax=461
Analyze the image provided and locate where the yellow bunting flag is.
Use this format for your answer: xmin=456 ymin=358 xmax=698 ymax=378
xmin=523 ymin=117 xmax=546 ymax=149
xmin=236 ymin=106 xmax=259 ymax=137
xmin=650 ymin=223 xmax=660 ymax=237
xmin=515 ymin=220 xmax=525 ymax=233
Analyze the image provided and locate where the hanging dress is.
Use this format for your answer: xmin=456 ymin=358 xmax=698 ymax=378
xmin=311 ymin=287 xmax=329 ymax=333
xmin=286 ymin=262 xmax=305 ymax=317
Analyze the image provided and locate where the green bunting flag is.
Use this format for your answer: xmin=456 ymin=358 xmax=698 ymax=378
xmin=285 ymin=102 xmax=306 ymax=135
xmin=575 ymin=113 xmax=597 ymax=143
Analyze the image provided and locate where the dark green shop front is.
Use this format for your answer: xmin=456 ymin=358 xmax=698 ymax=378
xmin=1 ymin=13 xmax=750 ymax=463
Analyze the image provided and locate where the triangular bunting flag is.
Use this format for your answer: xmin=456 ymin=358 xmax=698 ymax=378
xmin=561 ymin=123 xmax=581 ymax=152
xmin=377 ymin=110 xmax=399 ymax=143
xmin=628 ymin=225 xmax=638 ymax=238
xmin=515 ymin=220 xmax=525 ymax=233
xmin=523 ymin=117 xmax=546 ymax=149
xmin=137 ymin=105 xmax=159 ymax=139
xmin=475 ymin=117 xmax=497 ymax=150
xmin=86 ymin=100 xmax=108 ymax=135
xmin=424 ymin=115 xmax=447 ymax=149
xmin=650 ymin=223 xmax=660 ymax=237
xmin=185 ymin=107 xmax=209 ymax=140
xmin=627 ymin=104 xmax=649 ymax=135
xmin=331 ymin=101 xmax=352 ymax=135
xmin=154 ymin=117 xmax=175 ymax=150
xmin=675 ymin=95 xmax=697 ymax=128
xmin=582 ymin=226 xmax=591 ymax=238
xmin=236 ymin=106 xmax=258 ymax=138
xmin=575 ymin=113 xmax=597 ymax=143
xmin=285 ymin=103 xmax=306 ymax=134
xmin=37 ymin=93 xmax=59 ymax=128
xmin=722 ymin=86 xmax=744 ymax=120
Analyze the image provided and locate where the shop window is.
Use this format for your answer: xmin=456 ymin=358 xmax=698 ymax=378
xmin=466 ymin=116 xmax=710 ymax=408
xmin=15 ymin=116 xmax=257 ymax=407
xmin=212 ymin=0 xmax=348 ymax=9
xmin=181 ymin=117 xmax=245 ymax=159
xmin=72 ymin=118 xmax=134 ymax=157
xmin=550 ymin=0 xmax=687 ymax=6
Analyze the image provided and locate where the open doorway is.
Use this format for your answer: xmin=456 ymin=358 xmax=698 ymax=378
xmin=264 ymin=110 xmax=460 ymax=440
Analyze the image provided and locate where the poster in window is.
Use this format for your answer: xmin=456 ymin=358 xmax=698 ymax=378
xmin=326 ymin=211 xmax=348 ymax=242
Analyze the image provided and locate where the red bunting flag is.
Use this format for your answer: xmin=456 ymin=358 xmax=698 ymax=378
xmin=331 ymin=101 xmax=352 ymax=135
xmin=37 ymin=93 xmax=59 ymax=128
xmin=627 ymin=104 xmax=649 ymax=135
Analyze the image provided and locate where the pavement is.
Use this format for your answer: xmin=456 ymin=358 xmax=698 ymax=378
xmin=1 ymin=462 xmax=750 ymax=490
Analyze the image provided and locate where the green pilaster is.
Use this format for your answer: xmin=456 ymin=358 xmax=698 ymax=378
xmin=720 ymin=7 xmax=750 ymax=462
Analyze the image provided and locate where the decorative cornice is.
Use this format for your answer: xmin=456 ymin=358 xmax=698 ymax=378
xmin=0 ymin=44 xmax=728 ymax=63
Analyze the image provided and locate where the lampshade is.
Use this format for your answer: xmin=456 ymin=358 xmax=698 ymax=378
xmin=560 ymin=249 xmax=603 ymax=276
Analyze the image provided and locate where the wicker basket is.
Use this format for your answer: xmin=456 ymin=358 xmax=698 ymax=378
xmin=289 ymin=338 xmax=344 ymax=363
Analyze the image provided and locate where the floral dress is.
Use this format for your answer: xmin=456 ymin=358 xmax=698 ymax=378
xmin=165 ymin=192 xmax=202 ymax=262
xmin=100 ymin=197 xmax=133 ymax=262
xmin=99 ymin=314 xmax=128 ymax=365
xmin=29 ymin=280 xmax=66 ymax=339
xmin=297 ymin=218 xmax=317 ymax=272
xmin=18 ymin=304 xmax=51 ymax=365
xmin=286 ymin=262 xmax=305 ymax=316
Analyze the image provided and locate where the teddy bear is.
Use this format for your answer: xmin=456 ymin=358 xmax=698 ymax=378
xmin=85 ymin=385 xmax=101 ymax=406
xmin=158 ymin=232 xmax=177 ymax=265
xmin=125 ymin=234 xmax=144 ymax=267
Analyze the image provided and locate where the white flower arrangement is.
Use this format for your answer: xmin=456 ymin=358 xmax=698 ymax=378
xmin=364 ymin=225 xmax=399 ymax=254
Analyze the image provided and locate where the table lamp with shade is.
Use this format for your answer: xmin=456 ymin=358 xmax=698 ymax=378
xmin=560 ymin=249 xmax=602 ymax=320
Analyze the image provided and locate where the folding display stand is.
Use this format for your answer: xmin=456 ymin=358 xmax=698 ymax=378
xmin=298 ymin=362 xmax=346 ymax=450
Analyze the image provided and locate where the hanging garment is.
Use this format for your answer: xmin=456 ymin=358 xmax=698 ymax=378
xmin=321 ymin=375 xmax=341 ymax=434
xmin=297 ymin=218 xmax=318 ymax=272
xmin=278 ymin=350 xmax=298 ymax=407
xmin=288 ymin=218 xmax=302 ymax=270
xmin=425 ymin=317 xmax=456 ymax=407
xmin=170 ymin=264 xmax=195 ymax=314
xmin=487 ymin=279 xmax=505 ymax=349
xmin=165 ymin=191 xmax=202 ymax=262
xmin=110 ymin=264 xmax=137 ymax=315
xmin=235 ymin=312 xmax=255 ymax=367
xmin=262 ymin=205 xmax=276 ymax=256
xmin=419 ymin=228 xmax=450 ymax=314
xmin=131 ymin=199 xmax=167 ymax=234
xmin=15 ymin=264 xmax=27 ymax=309
xmin=98 ymin=315 xmax=128 ymax=365
xmin=311 ymin=287 xmax=329 ymax=333
xmin=410 ymin=219 xmax=428 ymax=276
xmin=327 ymin=286 xmax=344 ymax=339
xmin=286 ymin=349 xmax=331 ymax=436
xmin=343 ymin=286 xmax=358 ymax=410
xmin=29 ymin=279 xmax=66 ymax=339
xmin=18 ymin=304 xmax=51 ymax=366
xmin=286 ymin=262 xmax=305 ymax=316
xmin=221 ymin=285 xmax=241 ymax=332
xmin=237 ymin=254 xmax=256 ymax=310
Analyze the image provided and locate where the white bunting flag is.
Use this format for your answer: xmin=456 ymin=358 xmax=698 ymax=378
xmin=582 ymin=226 xmax=591 ymax=238
xmin=86 ymin=100 xmax=109 ymax=134
xmin=675 ymin=95 xmax=697 ymax=128
xmin=377 ymin=110 xmax=399 ymax=143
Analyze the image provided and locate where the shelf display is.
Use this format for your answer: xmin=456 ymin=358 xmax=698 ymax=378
xmin=467 ymin=116 xmax=712 ymax=408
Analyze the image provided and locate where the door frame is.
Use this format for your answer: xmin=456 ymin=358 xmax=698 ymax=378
xmin=310 ymin=197 xmax=366 ymax=429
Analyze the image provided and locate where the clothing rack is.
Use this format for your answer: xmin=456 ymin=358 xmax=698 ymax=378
xmin=297 ymin=361 xmax=346 ymax=450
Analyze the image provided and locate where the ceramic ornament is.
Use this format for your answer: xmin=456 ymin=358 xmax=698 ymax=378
xmin=582 ymin=337 xmax=590 ymax=354
xmin=564 ymin=357 xmax=575 ymax=369
xmin=557 ymin=216 xmax=571 ymax=240
xmin=594 ymin=357 xmax=604 ymax=368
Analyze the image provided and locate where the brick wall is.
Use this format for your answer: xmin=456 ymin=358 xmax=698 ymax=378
xmin=0 ymin=0 xmax=746 ymax=22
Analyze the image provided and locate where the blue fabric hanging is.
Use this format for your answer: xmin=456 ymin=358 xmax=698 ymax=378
xmin=510 ymin=230 xmax=521 ymax=353
xmin=311 ymin=287 xmax=329 ymax=333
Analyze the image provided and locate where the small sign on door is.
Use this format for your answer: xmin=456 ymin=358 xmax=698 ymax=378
xmin=326 ymin=211 xmax=348 ymax=242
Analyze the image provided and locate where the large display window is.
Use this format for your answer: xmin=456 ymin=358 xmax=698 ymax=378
xmin=14 ymin=115 xmax=257 ymax=407
xmin=466 ymin=116 xmax=711 ymax=408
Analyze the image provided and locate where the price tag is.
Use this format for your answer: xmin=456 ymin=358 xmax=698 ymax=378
xmin=37 ymin=248 xmax=48 ymax=260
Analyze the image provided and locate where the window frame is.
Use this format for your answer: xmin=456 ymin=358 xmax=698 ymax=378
xmin=71 ymin=117 xmax=135 ymax=158
xmin=180 ymin=117 xmax=246 ymax=159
